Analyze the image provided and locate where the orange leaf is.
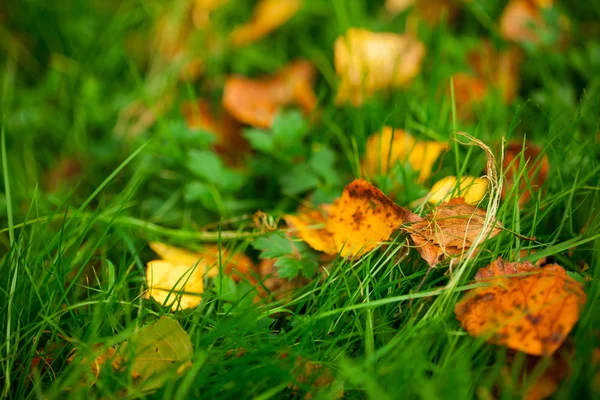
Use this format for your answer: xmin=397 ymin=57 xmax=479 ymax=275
xmin=502 ymin=141 xmax=550 ymax=205
xmin=223 ymin=60 xmax=317 ymax=128
xmin=404 ymin=198 xmax=502 ymax=266
xmin=362 ymin=127 xmax=448 ymax=182
xmin=284 ymin=206 xmax=337 ymax=255
xmin=334 ymin=29 xmax=425 ymax=106
xmin=230 ymin=0 xmax=301 ymax=46
xmin=455 ymin=258 xmax=586 ymax=356
xmin=500 ymin=0 xmax=569 ymax=47
xmin=326 ymin=179 xmax=420 ymax=257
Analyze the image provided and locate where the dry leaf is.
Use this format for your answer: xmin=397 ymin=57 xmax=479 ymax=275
xmin=499 ymin=0 xmax=569 ymax=46
xmin=326 ymin=179 xmax=420 ymax=257
xmin=426 ymin=176 xmax=488 ymax=205
xmin=283 ymin=206 xmax=336 ymax=255
xmin=181 ymin=99 xmax=248 ymax=165
xmin=362 ymin=127 xmax=448 ymax=182
xmin=334 ymin=29 xmax=425 ymax=106
xmin=386 ymin=0 xmax=459 ymax=26
xmin=290 ymin=356 xmax=344 ymax=399
xmin=404 ymin=198 xmax=502 ymax=266
xmin=146 ymin=242 xmax=254 ymax=311
xmin=254 ymin=258 xmax=309 ymax=303
xmin=230 ymin=0 xmax=301 ymax=46
xmin=223 ymin=59 xmax=317 ymax=128
xmin=455 ymin=258 xmax=587 ymax=356
xmin=501 ymin=141 xmax=550 ymax=205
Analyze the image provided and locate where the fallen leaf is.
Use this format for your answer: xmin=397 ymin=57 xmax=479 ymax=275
xmin=448 ymin=73 xmax=489 ymax=120
xmin=326 ymin=179 xmax=420 ymax=257
xmin=426 ymin=176 xmax=488 ymax=205
xmin=334 ymin=29 xmax=426 ymax=106
xmin=230 ymin=0 xmax=301 ymax=46
xmin=455 ymin=258 xmax=587 ymax=356
xmin=284 ymin=206 xmax=337 ymax=255
xmin=44 ymin=157 xmax=82 ymax=192
xmin=386 ymin=0 xmax=459 ymax=26
xmin=223 ymin=59 xmax=317 ymax=128
xmin=192 ymin=0 xmax=228 ymax=29
xmin=385 ymin=0 xmax=415 ymax=14
xmin=254 ymin=258 xmax=310 ymax=303
xmin=362 ymin=127 xmax=448 ymax=182
xmin=499 ymin=0 xmax=569 ymax=47
xmin=68 ymin=317 xmax=193 ymax=392
xmin=501 ymin=141 xmax=550 ymax=205
xmin=404 ymin=198 xmax=502 ymax=266
xmin=146 ymin=242 xmax=254 ymax=311
xmin=290 ymin=356 xmax=344 ymax=399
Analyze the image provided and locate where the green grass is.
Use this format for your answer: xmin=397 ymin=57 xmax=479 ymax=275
xmin=1 ymin=0 xmax=600 ymax=398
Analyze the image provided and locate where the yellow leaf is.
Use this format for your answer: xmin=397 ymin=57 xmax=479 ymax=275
xmin=426 ymin=175 xmax=488 ymax=204
xmin=283 ymin=207 xmax=337 ymax=255
xmin=334 ymin=29 xmax=425 ymax=106
xmin=363 ymin=127 xmax=447 ymax=182
xmin=230 ymin=0 xmax=301 ymax=46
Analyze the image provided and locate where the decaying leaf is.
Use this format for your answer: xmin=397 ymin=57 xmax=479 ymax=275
xmin=223 ymin=59 xmax=317 ymax=128
xmin=181 ymin=99 xmax=248 ymax=165
xmin=254 ymin=258 xmax=310 ymax=303
xmin=501 ymin=141 xmax=550 ymax=204
xmin=404 ymin=198 xmax=502 ymax=266
xmin=69 ymin=317 xmax=193 ymax=391
xmin=426 ymin=176 xmax=488 ymax=205
xmin=455 ymin=258 xmax=587 ymax=356
xmin=230 ymin=0 xmax=301 ymax=46
xmin=499 ymin=0 xmax=569 ymax=46
xmin=327 ymin=179 xmax=420 ymax=257
xmin=146 ymin=242 xmax=254 ymax=311
xmin=334 ymin=29 xmax=426 ymax=106
xmin=362 ymin=127 xmax=448 ymax=182
xmin=283 ymin=206 xmax=336 ymax=255
xmin=290 ymin=356 xmax=344 ymax=399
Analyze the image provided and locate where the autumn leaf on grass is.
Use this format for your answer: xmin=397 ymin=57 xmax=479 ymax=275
xmin=334 ymin=29 xmax=425 ymax=106
xmin=455 ymin=258 xmax=586 ymax=356
xmin=69 ymin=317 xmax=192 ymax=392
xmin=146 ymin=242 xmax=254 ymax=311
xmin=192 ymin=0 xmax=229 ymax=29
xmin=362 ymin=127 xmax=448 ymax=183
xmin=284 ymin=206 xmax=336 ymax=255
xmin=230 ymin=0 xmax=301 ymax=46
xmin=326 ymin=179 xmax=420 ymax=257
xmin=289 ymin=356 xmax=344 ymax=399
xmin=253 ymin=258 xmax=311 ymax=304
xmin=500 ymin=0 xmax=570 ymax=47
xmin=386 ymin=0 xmax=460 ymax=27
xmin=501 ymin=141 xmax=550 ymax=205
xmin=426 ymin=176 xmax=488 ymax=205
xmin=223 ymin=60 xmax=317 ymax=128
xmin=404 ymin=198 xmax=502 ymax=266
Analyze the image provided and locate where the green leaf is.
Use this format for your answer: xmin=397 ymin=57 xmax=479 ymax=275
xmin=252 ymin=233 xmax=294 ymax=259
xmin=279 ymin=164 xmax=320 ymax=196
xmin=184 ymin=182 xmax=218 ymax=211
xmin=120 ymin=317 xmax=193 ymax=392
xmin=187 ymin=150 xmax=224 ymax=184
xmin=309 ymin=146 xmax=338 ymax=184
xmin=244 ymin=129 xmax=274 ymax=153
xmin=271 ymin=111 xmax=308 ymax=148
xmin=274 ymin=257 xmax=302 ymax=279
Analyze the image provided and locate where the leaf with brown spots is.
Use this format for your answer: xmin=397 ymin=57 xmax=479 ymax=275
xmin=223 ymin=60 xmax=317 ymax=128
xmin=326 ymin=179 xmax=420 ymax=257
xmin=403 ymin=198 xmax=502 ymax=266
xmin=455 ymin=258 xmax=587 ymax=356
xmin=284 ymin=206 xmax=337 ymax=255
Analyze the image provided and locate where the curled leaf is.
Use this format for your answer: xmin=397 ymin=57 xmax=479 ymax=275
xmin=455 ymin=258 xmax=586 ymax=356
xmin=230 ymin=0 xmax=301 ymax=46
xmin=501 ymin=141 xmax=550 ymax=204
xmin=326 ymin=179 xmax=419 ymax=257
xmin=223 ymin=60 xmax=317 ymax=128
xmin=426 ymin=176 xmax=488 ymax=205
xmin=404 ymin=198 xmax=502 ymax=266
xmin=334 ymin=29 xmax=425 ymax=106
xmin=363 ymin=127 xmax=448 ymax=182
xmin=146 ymin=243 xmax=254 ymax=311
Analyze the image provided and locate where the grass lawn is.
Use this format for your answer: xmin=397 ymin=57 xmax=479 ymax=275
xmin=1 ymin=0 xmax=599 ymax=398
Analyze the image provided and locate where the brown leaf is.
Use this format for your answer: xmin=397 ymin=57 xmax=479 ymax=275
xmin=404 ymin=198 xmax=502 ymax=266
xmin=501 ymin=141 xmax=550 ymax=205
xmin=254 ymin=258 xmax=310 ymax=303
xmin=326 ymin=179 xmax=420 ymax=257
xmin=44 ymin=157 xmax=82 ymax=193
xmin=334 ymin=29 xmax=426 ymax=106
xmin=290 ymin=356 xmax=344 ymax=399
xmin=455 ymin=258 xmax=587 ymax=356
xmin=223 ymin=60 xmax=317 ymax=128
